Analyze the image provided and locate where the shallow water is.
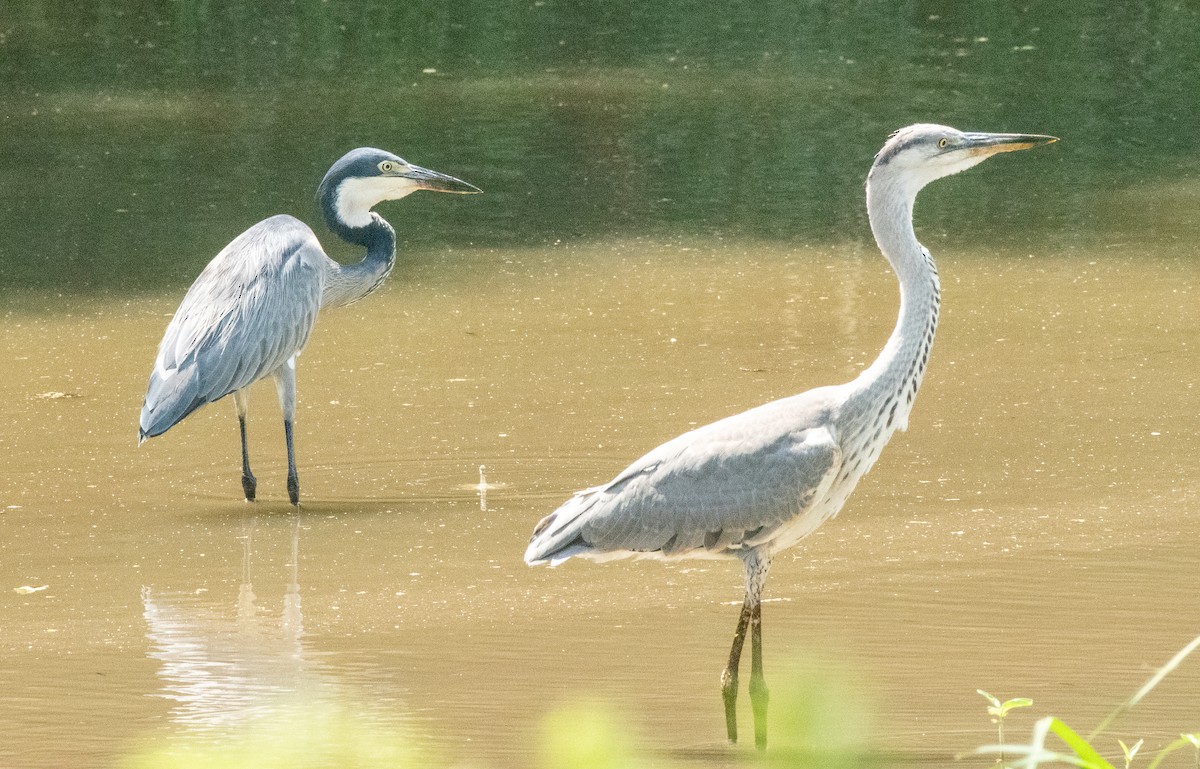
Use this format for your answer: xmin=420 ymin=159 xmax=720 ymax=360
xmin=5 ymin=1 xmax=1200 ymax=767
xmin=4 ymin=236 xmax=1200 ymax=767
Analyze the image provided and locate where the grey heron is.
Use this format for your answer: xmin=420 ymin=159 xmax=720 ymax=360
xmin=524 ymin=124 xmax=1057 ymax=748
xmin=139 ymin=148 xmax=480 ymax=504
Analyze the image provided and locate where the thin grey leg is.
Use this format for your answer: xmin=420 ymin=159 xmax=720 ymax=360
xmin=723 ymin=549 xmax=773 ymax=747
xmin=749 ymin=599 xmax=769 ymax=750
xmin=742 ymin=549 xmax=772 ymax=750
xmin=273 ymin=360 xmax=300 ymax=506
xmin=721 ymin=597 xmax=753 ymax=743
xmin=232 ymin=390 xmax=256 ymax=501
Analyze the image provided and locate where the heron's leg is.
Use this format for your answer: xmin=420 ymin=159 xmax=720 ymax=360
xmin=749 ymin=599 xmax=769 ymax=749
xmin=232 ymin=389 xmax=256 ymax=501
xmin=721 ymin=596 xmax=754 ymax=743
xmin=273 ymin=360 xmax=300 ymax=506
xmin=283 ymin=420 xmax=300 ymax=505
xmin=746 ymin=551 xmax=772 ymax=750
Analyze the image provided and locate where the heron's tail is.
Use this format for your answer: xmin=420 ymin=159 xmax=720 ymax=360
xmin=523 ymin=487 xmax=607 ymax=566
xmin=139 ymin=366 xmax=207 ymax=441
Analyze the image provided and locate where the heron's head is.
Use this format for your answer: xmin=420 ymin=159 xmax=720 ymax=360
xmin=318 ymin=147 xmax=481 ymax=230
xmin=869 ymin=124 xmax=1057 ymax=196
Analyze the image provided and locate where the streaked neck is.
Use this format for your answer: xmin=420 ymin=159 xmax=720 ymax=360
xmin=321 ymin=214 xmax=397 ymax=309
xmin=844 ymin=171 xmax=941 ymax=429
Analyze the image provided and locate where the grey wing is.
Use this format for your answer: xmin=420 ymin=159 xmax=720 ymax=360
xmin=525 ymin=401 xmax=843 ymax=564
xmin=139 ymin=215 xmax=325 ymax=439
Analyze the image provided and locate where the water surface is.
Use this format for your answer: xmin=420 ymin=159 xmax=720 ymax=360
xmin=4 ymin=240 xmax=1200 ymax=767
xmin=3 ymin=1 xmax=1200 ymax=767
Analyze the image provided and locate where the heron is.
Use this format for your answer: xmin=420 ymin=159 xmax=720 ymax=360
xmin=139 ymin=148 xmax=481 ymax=504
xmin=524 ymin=124 xmax=1057 ymax=748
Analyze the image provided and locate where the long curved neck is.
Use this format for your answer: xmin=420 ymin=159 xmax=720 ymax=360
xmin=320 ymin=212 xmax=397 ymax=310
xmin=843 ymin=169 xmax=941 ymax=431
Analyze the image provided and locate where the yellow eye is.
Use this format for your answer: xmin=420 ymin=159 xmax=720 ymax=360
xmin=379 ymin=161 xmax=395 ymax=172
xmin=937 ymin=138 xmax=949 ymax=149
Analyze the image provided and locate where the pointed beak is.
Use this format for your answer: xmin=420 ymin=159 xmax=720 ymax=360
xmin=396 ymin=164 xmax=482 ymax=194
xmin=962 ymin=132 xmax=1059 ymax=157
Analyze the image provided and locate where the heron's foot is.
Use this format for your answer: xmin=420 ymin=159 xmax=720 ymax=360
xmin=749 ymin=675 xmax=769 ymax=750
xmin=287 ymin=474 xmax=300 ymax=507
xmin=242 ymin=472 xmax=257 ymax=502
xmin=721 ymin=667 xmax=739 ymax=743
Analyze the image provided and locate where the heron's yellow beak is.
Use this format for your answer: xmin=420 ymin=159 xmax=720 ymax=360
xmin=963 ymin=132 xmax=1059 ymax=158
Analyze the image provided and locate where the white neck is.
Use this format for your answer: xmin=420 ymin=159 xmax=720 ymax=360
xmin=842 ymin=169 xmax=941 ymax=433
xmin=334 ymin=177 xmax=417 ymax=229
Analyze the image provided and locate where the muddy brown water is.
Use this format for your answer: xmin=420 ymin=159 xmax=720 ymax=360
xmin=6 ymin=2 xmax=1200 ymax=765
xmin=3 ymin=237 xmax=1199 ymax=767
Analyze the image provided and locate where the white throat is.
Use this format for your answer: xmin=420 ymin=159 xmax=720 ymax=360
xmin=335 ymin=177 xmax=418 ymax=228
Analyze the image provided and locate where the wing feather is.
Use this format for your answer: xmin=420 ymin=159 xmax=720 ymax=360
xmin=140 ymin=215 xmax=325 ymax=439
xmin=525 ymin=391 xmax=844 ymax=564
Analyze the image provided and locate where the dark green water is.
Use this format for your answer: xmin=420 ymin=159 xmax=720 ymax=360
xmin=4 ymin=0 xmax=1199 ymax=294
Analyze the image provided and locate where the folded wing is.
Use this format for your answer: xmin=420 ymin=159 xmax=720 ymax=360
xmin=525 ymin=394 xmax=843 ymax=564
xmin=139 ymin=215 xmax=325 ymax=440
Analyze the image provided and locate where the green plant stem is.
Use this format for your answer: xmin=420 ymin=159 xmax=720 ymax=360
xmin=1144 ymin=737 xmax=1193 ymax=769
xmin=1089 ymin=633 xmax=1200 ymax=741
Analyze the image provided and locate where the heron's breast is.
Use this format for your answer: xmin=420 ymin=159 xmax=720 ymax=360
xmin=766 ymin=407 xmax=908 ymax=554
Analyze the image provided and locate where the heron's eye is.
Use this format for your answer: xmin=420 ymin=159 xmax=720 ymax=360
xmin=379 ymin=161 xmax=395 ymax=173
xmin=937 ymin=138 xmax=949 ymax=149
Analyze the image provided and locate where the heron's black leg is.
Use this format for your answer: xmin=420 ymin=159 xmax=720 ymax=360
xmin=233 ymin=390 xmax=256 ymax=501
xmin=284 ymin=419 xmax=299 ymax=506
xmin=749 ymin=599 xmax=769 ymax=750
xmin=721 ymin=597 xmax=753 ymax=743
xmin=239 ymin=417 xmax=257 ymax=500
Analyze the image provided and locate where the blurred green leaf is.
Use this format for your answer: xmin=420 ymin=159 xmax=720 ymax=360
xmin=1047 ymin=717 xmax=1118 ymax=769
xmin=538 ymin=701 xmax=642 ymax=769
xmin=771 ymin=662 xmax=874 ymax=752
xmin=1000 ymin=698 xmax=1035 ymax=717
xmin=120 ymin=699 xmax=426 ymax=769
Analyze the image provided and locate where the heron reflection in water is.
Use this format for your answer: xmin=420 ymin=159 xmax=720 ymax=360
xmin=142 ymin=515 xmax=307 ymax=729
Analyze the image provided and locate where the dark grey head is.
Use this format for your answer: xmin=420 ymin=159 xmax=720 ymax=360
xmin=316 ymin=147 xmax=481 ymax=231
xmin=870 ymin=123 xmax=1057 ymax=194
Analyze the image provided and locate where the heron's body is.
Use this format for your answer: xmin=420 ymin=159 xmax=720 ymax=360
xmin=140 ymin=216 xmax=323 ymax=438
xmin=524 ymin=124 xmax=1056 ymax=748
xmin=140 ymin=148 xmax=479 ymax=504
xmin=528 ymin=265 xmax=935 ymax=565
